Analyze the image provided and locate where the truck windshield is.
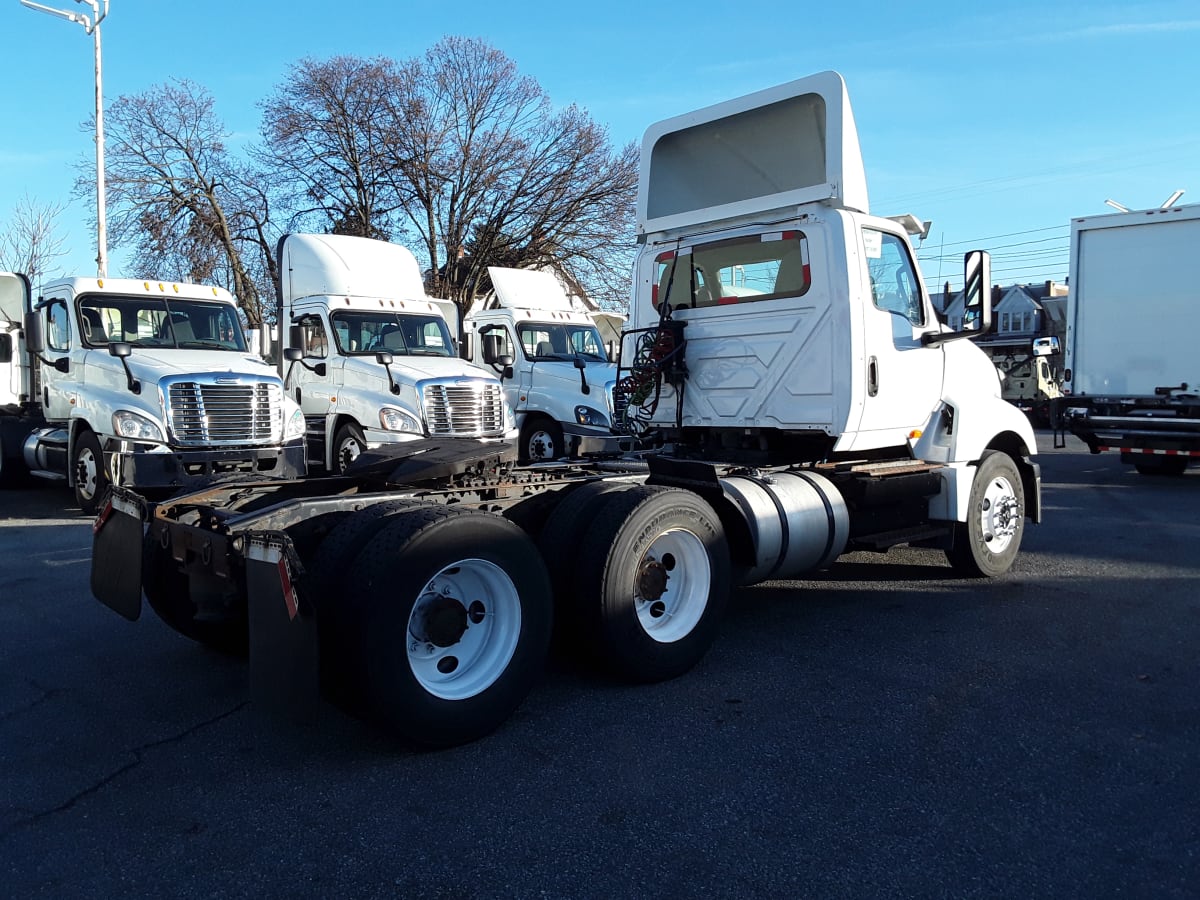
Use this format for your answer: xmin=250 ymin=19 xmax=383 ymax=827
xmin=77 ymin=296 xmax=248 ymax=351
xmin=331 ymin=311 xmax=455 ymax=357
xmin=516 ymin=322 xmax=608 ymax=361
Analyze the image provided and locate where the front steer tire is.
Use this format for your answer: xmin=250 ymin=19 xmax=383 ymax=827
xmin=946 ymin=449 xmax=1026 ymax=578
xmin=344 ymin=506 xmax=553 ymax=748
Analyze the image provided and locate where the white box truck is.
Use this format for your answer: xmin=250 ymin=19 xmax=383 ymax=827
xmin=275 ymin=233 xmax=516 ymax=473
xmin=1058 ymin=204 xmax=1200 ymax=475
xmin=93 ymin=71 xmax=1040 ymax=747
xmin=0 ymin=272 xmax=306 ymax=511
xmin=466 ymin=266 xmax=623 ymax=463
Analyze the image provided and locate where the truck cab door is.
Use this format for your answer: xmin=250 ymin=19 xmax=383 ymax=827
xmin=287 ymin=316 xmax=333 ymax=414
xmin=39 ymin=297 xmax=77 ymax=421
xmin=847 ymin=226 xmax=944 ymax=449
xmin=0 ymin=272 xmax=30 ymax=406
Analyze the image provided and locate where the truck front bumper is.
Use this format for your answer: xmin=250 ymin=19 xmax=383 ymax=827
xmin=108 ymin=438 xmax=307 ymax=489
xmin=563 ymin=423 xmax=628 ymax=457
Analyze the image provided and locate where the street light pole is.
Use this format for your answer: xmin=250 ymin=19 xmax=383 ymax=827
xmin=20 ymin=0 xmax=110 ymax=278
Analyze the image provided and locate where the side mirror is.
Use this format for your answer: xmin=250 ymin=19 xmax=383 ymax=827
xmin=573 ymin=355 xmax=586 ymax=371
xmin=108 ymin=341 xmax=132 ymax=359
xmin=23 ymin=311 xmax=44 ymax=355
xmin=960 ymin=250 xmax=993 ymax=335
xmin=288 ymin=325 xmax=304 ymax=352
xmin=460 ymin=333 xmax=474 ymax=361
xmin=283 ymin=348 xmax=303 ymax=363
xmin=375 ymin=351 xmax=399 ymax=394
xmin=375 ymin=351 xmax=394 ymax=367
xmin=481 ymin=333 xmax=502 ymax=365
xmin=922 ymin=250 xmax=992 ymax=346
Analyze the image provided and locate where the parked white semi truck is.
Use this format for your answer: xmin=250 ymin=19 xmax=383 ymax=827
xmin=92 ymin=71 xmax=1040 ymax=748
xmin=466 ymin=266 xmax=622 ymax=463
xmin=1058 ymin=203 xmax=1200 ymax=475
xmin=275 ymin=233 xmax=516 ymax=473
xmin=0 ymin=272 xmax=306 ymax=511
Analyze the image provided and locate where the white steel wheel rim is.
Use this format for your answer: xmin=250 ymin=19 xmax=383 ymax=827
xmin=339 ymin=437 xmax=361 ymax=472
xmin=979 ymin=474 xmax=1021 ymax=554
xmin=635 ymin=527 xmax=710 ymax=643
xmin=76 ymin=446 xmax=99 ymax=500
xmin=527 ymin=430 xmax=556 ymax=461
xmin=405 ymin=558 xmax=522 ymax=700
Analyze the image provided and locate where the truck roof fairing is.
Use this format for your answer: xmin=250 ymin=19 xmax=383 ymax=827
xmin=637 ymin=70 xmax=869 ymax=237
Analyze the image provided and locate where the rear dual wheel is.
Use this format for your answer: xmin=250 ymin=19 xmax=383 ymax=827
xmin=555 ymin=484 xmax=731 ymax=683
xmin=318 ymin=504 xmax=552 ymax=748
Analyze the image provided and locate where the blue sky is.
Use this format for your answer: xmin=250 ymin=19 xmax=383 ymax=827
xmin=1 ymin=0 xmax=1197 ymax=294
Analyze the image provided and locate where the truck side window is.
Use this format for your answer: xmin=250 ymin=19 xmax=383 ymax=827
xmin=863 ymin=229 xmax=924 ymax=326
xmin=46 ymin=300 xmax=71 ymax=352
xmin=653 ymin=231 xmax=811 ymax=310
xmin=300 ymin=318 xmax=328 ymax=359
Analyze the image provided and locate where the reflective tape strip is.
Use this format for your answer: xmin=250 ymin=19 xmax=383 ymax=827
xmin=1100 ymin=446 xmax=1200 ymax=457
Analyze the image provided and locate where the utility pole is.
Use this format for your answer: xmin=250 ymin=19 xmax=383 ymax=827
xmin=20 ymin=0 xmax=110 ymax=278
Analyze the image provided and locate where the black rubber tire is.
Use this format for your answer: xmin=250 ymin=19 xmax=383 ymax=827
xmin=333 ymin=421 xmax=367 ymax=474
xmin=306 ymin=499 xmax=426 ymax=699
xmin=143 ymin=533 xmax=248 ymax=655
xmin=519 ymin=416 xmax=564 ymax=464
xmin=73 ymin=429 xmax=108 ymax=516
xmin=946 ymin=450 xmax=1026 ymax=578
xmin=345 ymin=506 xmax=553 ymax=748
xmin=1134 ymin=457 xmax=1188 ymax=477
xmin=572 ymin=485 xmax=731 ymax=683
xmin=538 ymin=480 xmax=634 ymax=609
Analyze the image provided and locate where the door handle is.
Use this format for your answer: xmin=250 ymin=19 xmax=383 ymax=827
xmin=868 ymin=356 xmax=879 ymax=397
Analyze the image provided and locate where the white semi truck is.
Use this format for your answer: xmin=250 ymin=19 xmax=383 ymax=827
xmin=275 ymin=233 xmax=516 ymax=473
xmin=1058 ymin=203 xmax=1200 ymax=475
xmin=0 ymin=272 xmax=306 ymax=511
xmin=466 ymin=266 xmax=622 ymax=463
xmin=91 ymin=71 xmax=1040 ymax=748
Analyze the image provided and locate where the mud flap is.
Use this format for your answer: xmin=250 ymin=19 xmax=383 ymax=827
xmin=90 ymin=489 xmax=147 ymax=621
xmin=244 ymin=534 xmax=319 ymax=722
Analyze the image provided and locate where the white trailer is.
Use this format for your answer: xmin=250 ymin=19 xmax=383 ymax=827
xmin=1058 ymin=204 xmax=1200 ymax=474
xmin=0 ymin=272 xmax=306 ymax=511
xmin=92 ymin=71 xmax=1040 ymax=748
xmin=276 ymin=233 xmax=516 ymax=472
xmin=465 ymin=266 xmax=623 ymax=463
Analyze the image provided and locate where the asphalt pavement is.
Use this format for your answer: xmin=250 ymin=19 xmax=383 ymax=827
xmin=1 ymin=433 xmax=1197 ymax=898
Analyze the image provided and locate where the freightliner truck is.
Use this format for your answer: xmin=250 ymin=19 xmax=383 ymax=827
xmin=466 ymin=266 xmax=621 ymax=463
xmin=91 ymin=71 xmax=1040 ymax=747
xmin=0 ymin=273 xmax=306 ymax=512
xmin=275 ymin=233 xmax=516 ymax=473
xmin=1057 ymin=203 xmax=1200 ymax=475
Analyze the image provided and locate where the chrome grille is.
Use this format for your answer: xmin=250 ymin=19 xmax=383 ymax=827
xmin=422 ymin=380 xmax=506 ymax=437
xmin=166 ymin=380 xmax=283 ymax=446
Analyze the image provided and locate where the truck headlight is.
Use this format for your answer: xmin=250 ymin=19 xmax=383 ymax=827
xmin=574 ymin=405 xmax=610 ymax=427
xmin=284 ymin=408 xmax=306 ymax=440
xmin=112 ymin=410 xmax=164 ymax=441
xmin=379 ymin=406 xmax=422 ymax=434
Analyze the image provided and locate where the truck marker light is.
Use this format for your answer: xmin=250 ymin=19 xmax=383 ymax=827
xmin=909 ymin=429 xmax=923 ymax=439
xmin=97 ymin=279 xmax=105 ymax=288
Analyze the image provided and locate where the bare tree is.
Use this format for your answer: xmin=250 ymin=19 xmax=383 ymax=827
xmin=257 ymin=56 xmax=410 ymax=240
xmin=389 ymin=37 xmax=638 ymax=312
xmin=0 ymin=195 xmax=69 ymax=281
xmin=256 ymin=40 xmax=637 ymax=314
xmin=83 ymin=79 xmax=274 ymax=325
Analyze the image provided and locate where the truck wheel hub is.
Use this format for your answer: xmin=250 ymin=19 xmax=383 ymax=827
xmin=410 ymin=593 xmax=469 ymax=647
xmin=637 ymin=560 xmax=669 ymax=601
